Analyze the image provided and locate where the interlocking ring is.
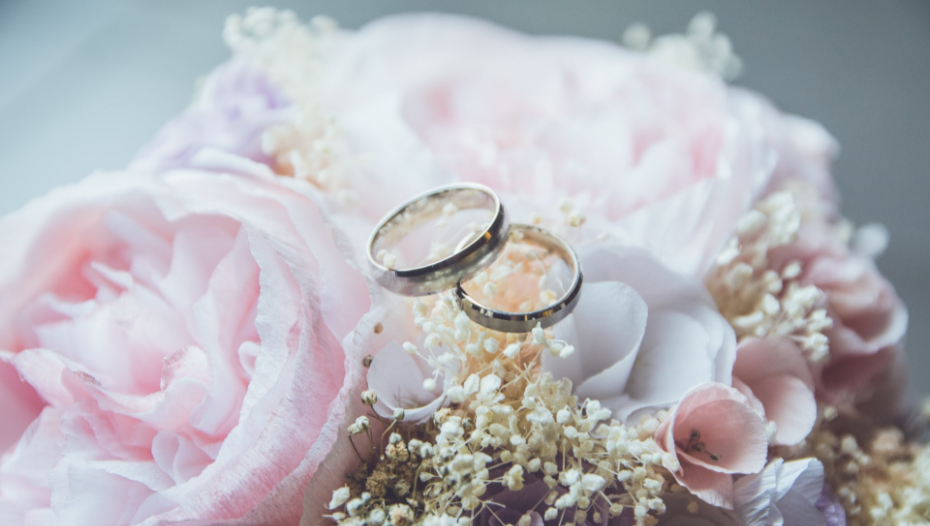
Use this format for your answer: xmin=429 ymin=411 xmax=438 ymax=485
xmin=455 ymin=224 xmax=582 ymax=333
xmin=367 ymin=183 xmax=508 ymax=296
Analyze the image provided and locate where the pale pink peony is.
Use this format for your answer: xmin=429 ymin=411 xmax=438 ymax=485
xmin=319 ymin=14 xmax=788 ymax=277
xmin=542 ymin=245 xmax=736 ymax=422
xmin=655 ymin=383 xmax=769 ymax=509
xmin=733 ymin=457 xmax=827 ymax=526
xmin=733 ymin=337 xmax=817 ymax=446
xmin=0 ymin=156 xmax=370 ymax=525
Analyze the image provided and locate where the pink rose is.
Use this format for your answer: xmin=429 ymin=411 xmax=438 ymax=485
xmin=0 ymin=157 xmax=370 ymax=525
xmin=655 ymin=383 xmax=769 ymax=508
xmin=770 ymin=219 xmax=908 ymax=411
xmin=732 ymin=337 xmax=817 ymax=446
xmin=320 ymin=14 xmax=784 ymax=277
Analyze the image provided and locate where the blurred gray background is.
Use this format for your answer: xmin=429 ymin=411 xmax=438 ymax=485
xmin=1 ymin=0 xmax=927 ymax=394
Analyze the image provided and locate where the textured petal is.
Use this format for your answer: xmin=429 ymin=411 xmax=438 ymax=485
xmin=546 ymin=281 xmax=647 ymax=397
xmin=774 ymin=458 xmax=824 ymax=504
xmin=734 ymin=337 xmax=814 ymax=390
xmin=733 ymin=459 xmax=780 ymax=526
xmin=777 ymin=490 xmax=827 ymax=526
xmin=751 ymin=376 xmax=817 ymax=446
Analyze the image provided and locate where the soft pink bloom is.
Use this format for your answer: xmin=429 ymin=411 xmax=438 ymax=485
xmin=655 ymin=383 xmax=769 ymax=509
xmin=733 ymin=338 xmax=817 ymax=446
xmin=542 ymin=245 xmax=736 ymax=422
xmin=770 ymin=219 xmax=908 ymax=412
xmin=319 ymin=14 xmax=789 ymax=277
xmin=131 ymin=60 xmax=293 ymax=174
xmin=0 ymin=156 xmax=370 ymax=525
xmin=733 ymin=457 xmax=827 ymax=526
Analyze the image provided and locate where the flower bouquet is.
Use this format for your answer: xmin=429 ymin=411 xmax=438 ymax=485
xmin=1 ymin=8 xmax=926 ymax=526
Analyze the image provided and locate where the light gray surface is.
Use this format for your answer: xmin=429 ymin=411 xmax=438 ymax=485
xmin=1 ymin=0 xmax=928 ymax=394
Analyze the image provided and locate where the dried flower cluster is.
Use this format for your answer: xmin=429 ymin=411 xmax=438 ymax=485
xmin=327 ymin=280 xmax=672 ymax=525
xmin=706 ymin=190 xmax=833 ymax=363
xmin=225 ymin=7 xmax=348 ymax=195
xmin=781 ymin=407 xmax=930 ymax=525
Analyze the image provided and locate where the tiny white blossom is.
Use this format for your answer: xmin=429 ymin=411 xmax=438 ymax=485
xmin=361 ymin=390 xmax=378 ymax=406
xmin=503 ymin=342 xmax=521 ymax=358
xmin=329 ymin=486 xmax=350 ymax=510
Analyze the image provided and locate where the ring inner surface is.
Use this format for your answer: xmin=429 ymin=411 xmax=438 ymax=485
xmin=371 ymin=187 xmax=497 ymax=273
xmin=459 ymin=226 xmax=577 ymax=316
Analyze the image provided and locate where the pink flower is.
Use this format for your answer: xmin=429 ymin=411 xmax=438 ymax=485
xmin=732 ymin=338 xmax=817 ymax=445
xmin=733 ymin=457 xmax=827 ymax=526
xmin=320 ymin=14 xmax=785 ymax=277
xmin=131 ymin=60 xmax=293 ymax=173
xmin=770 ymin=218 xmax=908 ymax=412
xmin=542 ymin=245 xmax=736 ymax=422
xmin=655 ymin=383 xmax=769 ymax=509
xmin=0 ymin=157 xmax=370 ymax=525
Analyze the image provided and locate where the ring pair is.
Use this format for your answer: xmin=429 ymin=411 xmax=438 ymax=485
xmin=366 ymin=184 xmax=582 ymax=333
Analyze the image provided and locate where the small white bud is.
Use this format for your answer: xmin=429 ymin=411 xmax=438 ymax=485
xmin=503 ymin=342 xmax=521 ymax=358
xmin=353 ymin=416 xmax=369 ymax=432
xmin=393 ymin=408 xmax=405 ymax=421
xmin=361 ymin=390 xmax=378 ymax=406
xmin=328 ymin=485 xmax=351 ymax=510
xmin=402 ymin=341 xmax=417 ymax=354
xmin=454 ymin=311 xmax=471 ymax=331
xmin=423 ymin=377 xmax=437 ymax=391
xmin=463 ymin=374 xmax=480 ymax=395
xmin=346 ymin=497 xmax=364 ymax=516
xmin=479 ymin=374 xmax=502 ymax=394
xmin=483 ymin=281 xmax=497 ymax=298
xmin=447 ymin=385 xmax=466 ymax=403
xmin=566 ymin=210 xmax=585 ymax=227
xmin=532 ymin=324 xmax=546 ymax=345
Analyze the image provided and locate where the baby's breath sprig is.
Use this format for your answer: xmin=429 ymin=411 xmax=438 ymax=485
xmin=779 ymin=405 xmax=930 ymax=526
xmin=706 ymin=190 xmax=833 ymax=363
xmin=327 ymin=247 xmax=673 ymax=525
xmin=224 ymin=8 xmax=351 ymax=199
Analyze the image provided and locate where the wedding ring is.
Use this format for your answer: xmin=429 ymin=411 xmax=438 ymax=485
xmin=455 ymin=224 xmax=582 ymax=333
xmin=367 ymin=183 xmax=508 ymax=296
